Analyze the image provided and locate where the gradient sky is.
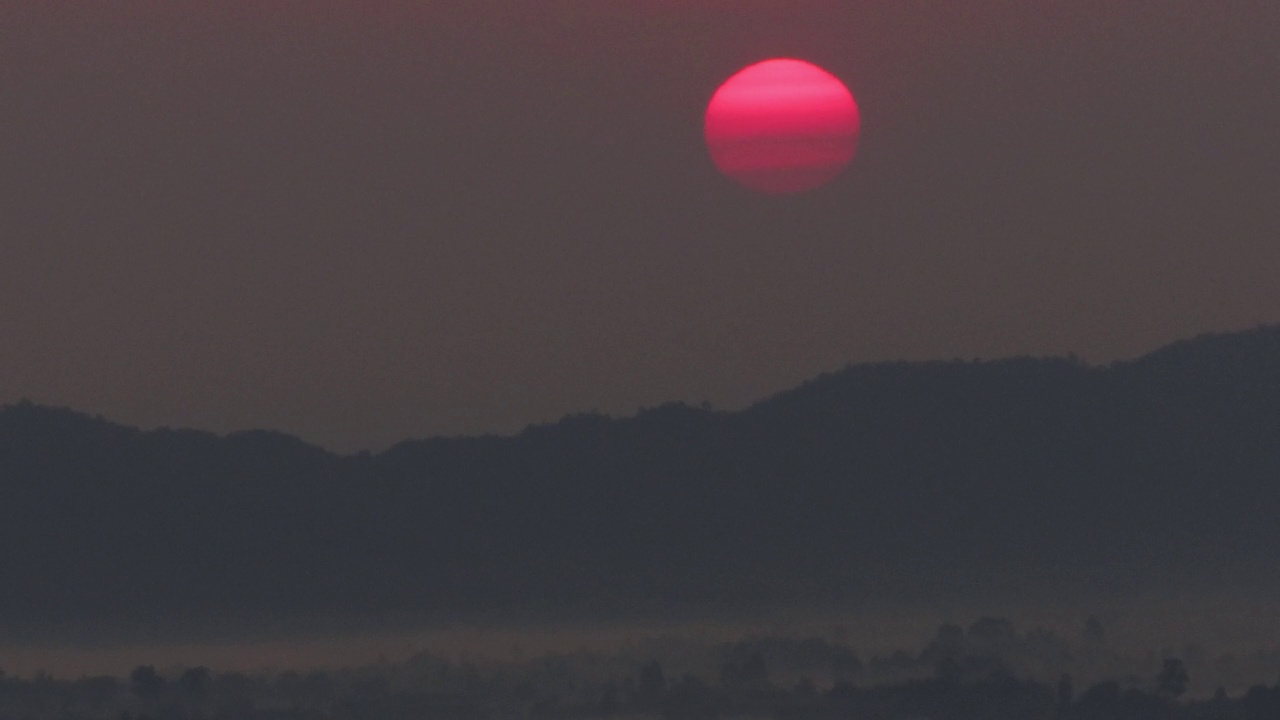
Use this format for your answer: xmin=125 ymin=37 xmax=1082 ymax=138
xmin=2 ymin=1 xmax=1278 ymax=452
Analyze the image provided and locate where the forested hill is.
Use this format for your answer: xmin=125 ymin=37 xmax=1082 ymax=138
xmin=5 ymin=326 xmax=1280 ymax=630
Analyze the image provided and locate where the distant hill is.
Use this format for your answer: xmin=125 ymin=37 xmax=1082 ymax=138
xmin=5 ymin=326 xmax=1280 ymax=634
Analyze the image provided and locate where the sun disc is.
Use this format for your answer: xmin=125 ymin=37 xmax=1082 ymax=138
xmin=705 ymin=58 xmax=861 ymax=195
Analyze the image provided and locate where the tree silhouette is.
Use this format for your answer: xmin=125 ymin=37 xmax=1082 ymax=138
xmin=1057 ymin=673 xmax=1074 ymax=707
xmin=1156 ymin=658 xmax=1189 ymax=699
xmin=639 ymin=660 xmax=666 ymax=704
xmin=739 ymin=653 xmax=769 ymax=688
xmin=129 ymin=665 xmax=164 ymax=701
xmin=176 ymin=666 xmax=210 ymax=704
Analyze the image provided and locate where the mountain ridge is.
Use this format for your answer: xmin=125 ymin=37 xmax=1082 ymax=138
xmin=10 ymin=323 xmax=1280 ymax=455
xmin=4 ymin=325 xmax=1280 ymax=634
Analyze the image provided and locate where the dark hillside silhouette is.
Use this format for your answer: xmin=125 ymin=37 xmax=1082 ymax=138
xmin=5 ymin=326 xmax=1280 ymax=629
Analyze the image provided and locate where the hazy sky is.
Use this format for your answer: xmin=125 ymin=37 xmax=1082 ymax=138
xmin=2 ymin=1 xmax=1277 ymax=451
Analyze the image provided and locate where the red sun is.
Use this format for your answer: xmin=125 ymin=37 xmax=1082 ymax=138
xmin=705 ymin=58 xmax=861 ymax=195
